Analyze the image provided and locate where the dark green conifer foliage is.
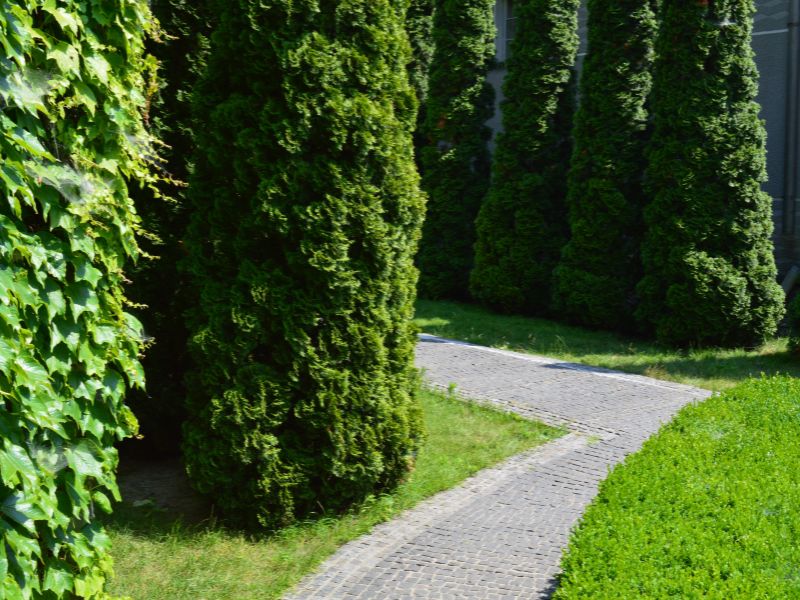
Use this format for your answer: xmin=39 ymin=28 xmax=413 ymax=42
xmin=407 ymin=0 xmax=435 ymax=110
xmin=183 ymin=0 xmax=425 ymax=530
xmin=0 ymin=1 xmax=154 ymax=595
xmin=127 ymin=0 xmax=213 ymax=457
xmin=637 ymin=0 xmax=785 ymax=347
xmin=416 ymin=0 xmax=495 ymax=300
xmin=552 ymin=0 xmax=657 ymax=330
xmin=470 ymin=0 xmax=579 ymax=314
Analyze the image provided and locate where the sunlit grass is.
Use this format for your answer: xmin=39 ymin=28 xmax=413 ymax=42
xmin=415 ymin=299 xmax=800 ymax=391
xmin=106 ymin=389 xmax=562 ymax=600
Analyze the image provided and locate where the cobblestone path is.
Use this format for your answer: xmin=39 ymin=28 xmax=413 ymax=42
xmin=286 ymin=335 xmax=711 ymax=599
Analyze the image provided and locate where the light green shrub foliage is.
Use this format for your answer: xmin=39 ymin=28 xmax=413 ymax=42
xmin=416 ymin=0 xmax=495 ymax=300
xmin=471 ymin=0 xmax=579 ymax=314
xmin=636 ymin=0 xmax=784 ymax=347
xmin=0 ymin=0 xmax=154 ymax=596
xmin=183 ymin=0 xmax=425 ymax=530
xmin=552 ymin=0 xmax=657 ymax=330
xmin=555 ymin=376 xmax=800 ymax=598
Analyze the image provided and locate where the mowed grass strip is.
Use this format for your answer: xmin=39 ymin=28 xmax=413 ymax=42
xmin=415 ymin=299 xmax=800 ymax=391
xmin=106 ymin=389 xmax=562 ymax=600
xmin=554 ymin=376 xmax=800 ymax=599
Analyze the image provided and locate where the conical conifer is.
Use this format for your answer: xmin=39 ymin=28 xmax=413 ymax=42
xmin=471 ymin=0 xmax=579 ymax=314
xmin=182 ymin=0 xmax=425 ymax=529
xmin=637 ymin=0 xmax=785 ymax=346
xmin=416 ymin=0 xmax=496 ymax=300
xmin=552 ymin=0 xmax=658 ymax=330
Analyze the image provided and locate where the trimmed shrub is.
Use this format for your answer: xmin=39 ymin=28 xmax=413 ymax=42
xmin=182 ymin=0 xmax=426 ymax=530
xmin=126 ymin=0 xmax=213 ymax=457
xmin=0 ymin=1 xmax=155 ymax=596
xmin=636 ymin=0 xmax=785 ymax=347
xmin=552 ymin=0 xmax=657 ymax=330
xmin=471 ymin=0 xmax=580 ymax=315
xmin=416 ymin=0 xmax=495 ymax=300
xmin=555 ymin=377 xmax=800 ymax=598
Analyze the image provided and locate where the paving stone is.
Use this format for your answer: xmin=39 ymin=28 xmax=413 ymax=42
xmin=286 ymin=335 xmax=711 ymax=599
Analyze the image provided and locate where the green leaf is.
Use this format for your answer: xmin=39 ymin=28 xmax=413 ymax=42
xmin=72 ymin=81 xmax=97 ymax=115
xmin=42 ymin=2 xmax=80 ymax=35
xmin=67 ymin=441 xmax=104 ymax=479
xmin=1 ymin=494 xmax=46 ymax=533
xmin=66 ymin=283 xmax=99 ymax=321
xmin=73 ymin=257 xmax=103 ymax=286
xmin=12 ymin=355 xmax=50 ymax=391
xmin=0 ymin=444 xmax=37 ymax=487
xmin=43 ymin=280 xmax=67 ymax=320
xmin=42 ymin=562 xmax=73 ymax=596
xmin=46 ymin=41 xmax=80 ymax=74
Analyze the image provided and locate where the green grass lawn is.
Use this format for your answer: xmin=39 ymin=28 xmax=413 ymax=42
xmin=554 ymin=376 xmax=800 ymax=598
xmin=105 ymin=389 xmax=561 ymax=600
xmin=415 ymin=299 xmax=800 ymax=391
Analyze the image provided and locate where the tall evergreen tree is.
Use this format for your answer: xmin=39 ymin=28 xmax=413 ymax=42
xmin=552 ymin=0 xmax=658 ymax=330
xmin=182 ymin=0 xmax=425 ymax=530
xmin=637 ymin=0 xmax=785 ymax=347
xmin=406 ymin=0 xmax=435 ymax=110
xmin=127 ymin=0 xmax=213 ymax=457
xmin=0 ymin=1 xmax=155 ymax=595
xmin=470 ymin=0 xmax=579 ymax=314
xmin=416 ymin=0 xmax=495 ymax=300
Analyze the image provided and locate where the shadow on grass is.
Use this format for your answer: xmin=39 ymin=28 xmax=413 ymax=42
xmin=415 ymin=299 xmax=800 ymax=390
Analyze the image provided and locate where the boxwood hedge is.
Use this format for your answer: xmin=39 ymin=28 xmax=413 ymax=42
xmin=555 ymin=376 xmax=800 ymax=598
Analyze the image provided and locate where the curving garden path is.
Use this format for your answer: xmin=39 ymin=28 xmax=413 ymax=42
xmin=286 ymin=335 xmax=711 ymax=599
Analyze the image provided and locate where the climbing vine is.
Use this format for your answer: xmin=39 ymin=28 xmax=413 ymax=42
xmin=0 ymin=1 xmax=155 ymax=596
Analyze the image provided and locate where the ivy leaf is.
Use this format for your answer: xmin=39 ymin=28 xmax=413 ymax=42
xmin=0 ymin=444 xmax=38 ymax=488
xmin=66 ymin=441 xmax=104 ymax=479
xmin=72 ymin=81 xmax=97 ymax=115
xmin=45 ymin=344 xmax=72 ymax=377
xmin=46 ymin=41 xmax=80 ymax=74
xmin=1 ymin=494 xmax=46 ymax=533
xmin=66 ymin=283 xmax=99 ymax=321
xmin=12 ymin=355 xmax=50 ymax=391
xmin=42 ymin=562 xmax=74 ymax=596
xmin=74 ymin=257 xmax=102 ymax=286
xmin=43 ymin=280 xmax=67 ymax=320
xmin=42 ymin=2 xmax=80 ymax=35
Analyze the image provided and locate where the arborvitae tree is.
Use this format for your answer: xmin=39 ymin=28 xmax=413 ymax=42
xmin=416 ymin=0 xmax=495 ymax=300
xmin=406 ymin=0 xmax=435 ymax=110
xmin=126 ymin=0 xmax=213 ymax=457
xmin=637 ymin=0 xmax=785 ymax=347
xmin=0 ymin=1 xmax=155 ymax=596
xmin=470 ymin=0 xmax=579 ymax=314
xmin=182 ymin=0 xmax=425 ymax=530
xmin=552 ymin=0 xmax=657 ymax=330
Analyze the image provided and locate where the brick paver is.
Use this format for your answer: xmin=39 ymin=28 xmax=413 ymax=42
xmin=286 ymin=335 xmax=711 ymax=599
